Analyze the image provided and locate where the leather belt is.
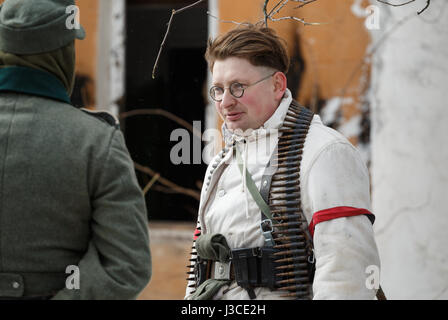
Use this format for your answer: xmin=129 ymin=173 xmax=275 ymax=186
xmin=0 ymin=272 xmax=67 ymax=298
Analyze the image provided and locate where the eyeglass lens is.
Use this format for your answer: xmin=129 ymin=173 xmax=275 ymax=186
xmin=210 ymin=73 xmax=275 ymax=102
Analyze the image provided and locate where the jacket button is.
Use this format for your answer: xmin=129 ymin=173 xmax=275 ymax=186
xmin=218 ymin=190 xmax=226 ymax=197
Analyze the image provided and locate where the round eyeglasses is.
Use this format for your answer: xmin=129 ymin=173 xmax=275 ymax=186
xmin=209 ymin=72 xmax=276 ymax=102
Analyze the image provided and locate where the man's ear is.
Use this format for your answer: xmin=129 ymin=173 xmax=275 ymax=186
xmin=273 ymin=72 xmax=287 ymax=100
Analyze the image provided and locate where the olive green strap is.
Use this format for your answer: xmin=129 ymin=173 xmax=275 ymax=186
xmin=234 ymin=145 xmax=274 ymax=221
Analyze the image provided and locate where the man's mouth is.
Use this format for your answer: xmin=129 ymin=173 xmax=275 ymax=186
xmin=226 ymin=112 xmax=243 ymax=121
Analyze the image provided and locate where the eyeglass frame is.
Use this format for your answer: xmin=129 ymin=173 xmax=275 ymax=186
xmin=209 ymin=72 xmax=277 ymax=102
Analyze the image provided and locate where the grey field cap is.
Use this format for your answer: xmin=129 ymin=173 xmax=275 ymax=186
xmin=0 ymin=0 xmax=86 ymax=54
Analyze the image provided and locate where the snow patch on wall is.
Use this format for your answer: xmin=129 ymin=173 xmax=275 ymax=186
xmin=339 ymin=114 xmax=362 ymax=140
xmin=320 ymin=97 xmax=353 ymax=126
xmin=351 ymin=0 xmax=368 ymax=18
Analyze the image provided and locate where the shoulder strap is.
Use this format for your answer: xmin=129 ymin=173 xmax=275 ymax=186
xmin=81 ymin=108 xmax=120 ymax=129
xmin=234 ymin=146 xmax=273 ymax=221
xmin=259 ymin=144 xmax=278 ymax=212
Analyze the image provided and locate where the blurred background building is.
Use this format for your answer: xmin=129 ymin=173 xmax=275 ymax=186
xmin=14 ymin=0 xmax=448 ymax=299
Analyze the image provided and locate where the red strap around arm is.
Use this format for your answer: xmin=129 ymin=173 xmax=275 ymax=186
xmin=193 ymin=228 xmax=201 ymax=241
xmin=309 ymin=206 xmax=375 ymax=238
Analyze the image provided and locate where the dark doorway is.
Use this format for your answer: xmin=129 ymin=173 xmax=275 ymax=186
xmin=125 ymin=0 xmax=208 ymax=221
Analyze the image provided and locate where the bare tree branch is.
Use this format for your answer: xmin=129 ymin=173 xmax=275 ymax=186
xmin=142 ymin=173 xmax=160 ymax=195
xmin=377 ymin=0 xmax=431 ymax=15
xmin=263 ymin=0 xmax=270 ymax=27
xmin=268 ymin=0 xmax=287 ymax=18
xmin=151 ymin=184 xmax=179 ymax=194
xmin=268 ymin=0 xmax=289 ymax=20
xmin=268 ymin=15 xmax=324 ymax=25
xmin=120 ymin=108 xmax=203 ymax=201
xmin=293 ymin=0 xmax=318 ymax=9
xmin=207 ymin=12 xmax=251 ymax=26
xmin=119 ymin=108 xmax=202 ymax=139
xmin=377 ymin=0 xmax=416 ymax=7
xmin=134 ymin=162 xmax=201 ymax=201
xmin=268 ymin=0 xmax=318 ymax=16
xmin=264 ymin=0 xmax=324 ymax=26
xmin=176 ymin=0 xmax=206 ymax=14
xmin=267 ymin=0 xmax=318 ymax=19
xmin=152 ymin=10 xmax=174 ymax=80
xmin=417 ymin=0 xmax=430 ymax=15
xmin=152 ymin=0 xmax=206 ymax=79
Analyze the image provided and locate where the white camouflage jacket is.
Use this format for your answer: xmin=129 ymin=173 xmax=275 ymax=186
xmin=186 ymin=89 xmax=380 ymax=300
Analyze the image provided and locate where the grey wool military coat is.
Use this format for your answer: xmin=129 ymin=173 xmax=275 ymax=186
xmin=0 ymin=66 xmax=151 ymax=299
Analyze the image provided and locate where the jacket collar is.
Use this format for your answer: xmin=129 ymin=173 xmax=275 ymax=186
xmin=0 ymin=66 xmax=71 ymax=103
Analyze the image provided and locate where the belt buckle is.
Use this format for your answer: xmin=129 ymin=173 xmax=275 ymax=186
xmin=260 ymin=219 xmax=275 ymax=247
xmin=214 ymin=261 xmax=231 ymax=280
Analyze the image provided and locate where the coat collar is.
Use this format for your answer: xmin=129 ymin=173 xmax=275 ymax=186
xmin=0 ymin=66 xmax=71 ymax=103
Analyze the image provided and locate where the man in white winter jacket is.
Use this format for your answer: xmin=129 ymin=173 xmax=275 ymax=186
xmin=185 ymin=24 xmax=381 ymax=300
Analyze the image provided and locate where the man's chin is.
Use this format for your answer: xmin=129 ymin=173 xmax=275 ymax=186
xmin=225 ymin=118 xmax=261 ymax=132
xmin=226 ymin=121 xmax=248 ymax=132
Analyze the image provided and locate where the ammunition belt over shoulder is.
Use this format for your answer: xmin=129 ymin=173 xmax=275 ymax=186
xmin=187 ymin=101 xmax=315 ymax=300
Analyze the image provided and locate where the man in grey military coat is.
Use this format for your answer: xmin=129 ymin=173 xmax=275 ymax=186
xmin=0 ymin=0 xmax=151 ymax=299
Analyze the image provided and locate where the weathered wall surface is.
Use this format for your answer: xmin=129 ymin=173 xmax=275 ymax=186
xmin=76 ymin=0 xmax=98 ymax=109
xmin=369 ymin=0 xmax=448 ymax=299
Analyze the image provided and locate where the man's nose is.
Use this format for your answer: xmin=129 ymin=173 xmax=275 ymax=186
xmin=220 ymin=88 xmax=236 ymax=109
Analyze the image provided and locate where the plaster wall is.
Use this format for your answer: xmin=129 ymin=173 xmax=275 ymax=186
xmin=369 ymin=0 xmax=448 ymax=299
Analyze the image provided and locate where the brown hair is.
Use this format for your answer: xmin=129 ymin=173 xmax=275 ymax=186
xmin=205 ymin=23 xmax=290 ymax=74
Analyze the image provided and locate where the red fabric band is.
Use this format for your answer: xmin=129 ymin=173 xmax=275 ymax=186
xmin=309 ymin=206 xmax=375 ymax=238
xmin=193 ymin=228 xmax=201 ymax=241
